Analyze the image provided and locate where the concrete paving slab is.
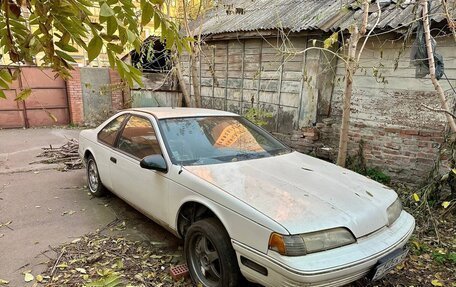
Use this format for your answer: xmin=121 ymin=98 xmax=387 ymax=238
xmin=0 ymin=128 xmax=182 ymax=286
xmin=0 ymin=169 xmax=116 ymax=286
xmin=0 ymin=128 xmax=82 ymax=173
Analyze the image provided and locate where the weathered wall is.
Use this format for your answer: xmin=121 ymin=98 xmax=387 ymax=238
xmin=181 ymin=33 xmax=455 ymax=184
xmin=130 ymin=73 xmax=181 ymax=108
xmin=67 ymin=68 xmax=126 ymax=126
xmin=319 ymin=34 xmax=454 ymax=183
xmin=181 ymin=36 xmax=337 ymax=133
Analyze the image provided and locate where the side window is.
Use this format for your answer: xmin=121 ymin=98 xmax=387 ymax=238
xmin=117 ymin=116 xmax=162 ymax=159
xmin=98 ymin=115 xmax=127 ymax=146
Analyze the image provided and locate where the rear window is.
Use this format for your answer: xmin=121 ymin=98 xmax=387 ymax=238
xmin=98 ymin=115 xmax=127 ymax=146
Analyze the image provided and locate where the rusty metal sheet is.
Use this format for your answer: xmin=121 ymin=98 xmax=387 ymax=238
xmin=20 ymin=67 xmax=66 ymax=88
xmin=25 ymin=89 xmax=68 ymax=108
xmin=0 ymin=67 xmax=69 ymax=128
xmin=26 ymin=109 xmax=69 ymax=127
xmin=198 ymin=0 xmax=450 ymax=35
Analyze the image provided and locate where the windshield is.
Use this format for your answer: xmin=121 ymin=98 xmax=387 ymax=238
xmin=159 ymin=116 xmax=291 ymax=166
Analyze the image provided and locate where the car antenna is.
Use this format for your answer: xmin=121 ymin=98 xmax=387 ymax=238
xmin=178 ymin=164 xmax=183 ymax=174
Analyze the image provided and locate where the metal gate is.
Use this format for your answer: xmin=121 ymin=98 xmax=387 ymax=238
xmin=0 ymin=67 xmax=70 ymax=128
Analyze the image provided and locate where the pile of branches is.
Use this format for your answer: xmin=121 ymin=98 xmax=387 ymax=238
xmin=40 ymin=233 xmax=189 ymax=287
xmin=31 ymin=139 xmax=82 ymax=171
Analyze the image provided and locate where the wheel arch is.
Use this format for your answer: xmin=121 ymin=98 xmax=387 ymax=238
xmin=176 ymin=199 xmax=232 ymax=240
xmin=82 ymin=147 xmax=96 ymax=164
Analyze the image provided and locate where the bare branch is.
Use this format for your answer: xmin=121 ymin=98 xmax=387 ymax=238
xmin=296 ymin=46 xmax=348 ymax=65
xmin=357 ymin=0 xmax=382 ymax=64
xmin=421 ymin=104 xmax=456 ymax=119
xmin=442 ymin=0 xmax=456 ymax=42
xmin=422 ymin=0 xmax=456 ymax=132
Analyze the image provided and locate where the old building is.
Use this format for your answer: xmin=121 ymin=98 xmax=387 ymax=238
xmin=179 ymin=0 xmax=456 ymax=184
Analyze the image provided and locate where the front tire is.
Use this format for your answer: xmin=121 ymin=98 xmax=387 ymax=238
xmin=86 ymin=155 xmax=106 ymax=197
xmin=185 ymin=218 xmax=242 ymax=287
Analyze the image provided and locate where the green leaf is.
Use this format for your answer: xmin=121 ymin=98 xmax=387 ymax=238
xmin=87 ymin=35 xmax=103 ymax=63
xmin=55 ymin=42 xmax=79 ymax=53
xmin=15 ymin=88 xmax=32 ymax=101
xmin=442 ymin=201 xmax=450 ymax=209
xmin=0 ymin=79 xmax=9 ymax=89
xmin=99 ymin=2 xmax=115 ymax=17
xmin=0 ymin=90 xmax=6 ymax=100
xmin=107 ymin=50 xmax=115 ymax=68
xmin=141 ymin=3 xmax=153 ymax=26
xmin=0 ymin=70 xmax=12 ymax=83
xmin=106 ymin=17 xmax=117 ymax=36
xmin=107 ymin=43 xmax=124 ymax=54
xmin=126 ymin=29 xmax=136 ymax=43
xmin=413 ymin=193 xmax=420 ymax=202
xmin=153 ymin=11 xmax=161 ymax=30
xmin=56 ymin=50 xmax=77 ymax=63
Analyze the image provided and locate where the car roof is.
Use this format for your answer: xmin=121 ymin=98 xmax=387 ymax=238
xmin=129 ymin=107 xmax=239 ymax=119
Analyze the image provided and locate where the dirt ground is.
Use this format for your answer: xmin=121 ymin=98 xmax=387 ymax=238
xmin=1 ymin=128 xmax=454 ymax=287
xmin=0 ymin=128 xmax=180 ymax=286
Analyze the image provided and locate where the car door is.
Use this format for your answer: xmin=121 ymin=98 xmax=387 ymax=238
xmin=95 ymin=114 xmax=129 ymax=191
xmin=109 ymin=114 xmax=169 ymax=224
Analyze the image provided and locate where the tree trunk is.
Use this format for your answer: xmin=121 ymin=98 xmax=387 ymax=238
xmin=422 ymin=0 xmax=456 ymax=132
xmin=337 ymin=26 xmax=360 ymax=167
xmin=190 ymin=46 xmax=202 ymax=107
xmin=173 ymin=53 xmax=192 ymax=107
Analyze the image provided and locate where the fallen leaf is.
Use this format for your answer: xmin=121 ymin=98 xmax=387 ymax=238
xmin=35 ymin=274 xmax=43 ymax=282
xmin=0 ymin=279 xmax=9 ymax=285
xmin=56 ymin=263 xmax=68 ymax=268
xmin=24 ymin=273 xmax=34 ymax=282
xmin=75 ymin=268 xmax=86 ymax=274
xmin=431 ymin=279 xmax=443 ymax=286
xmin=71 ymin=238 xmax=81 ymax=244
xmin=413 ymin=193 xmax=420 ymax=202
xmin=442 ymin=201 xmax=450 ymax=209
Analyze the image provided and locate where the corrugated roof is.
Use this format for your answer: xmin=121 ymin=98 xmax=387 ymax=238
xmin=198 ymin=0 xmax=452 ymax=35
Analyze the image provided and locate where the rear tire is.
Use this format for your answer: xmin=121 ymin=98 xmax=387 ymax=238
xmin=86 ymin=155 xmax=106 ymax=197
xmin=185 ymin=218 xmax=242 ymax=287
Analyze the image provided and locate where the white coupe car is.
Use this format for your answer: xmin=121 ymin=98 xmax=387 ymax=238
xmin=79 ymin=107 xmax=415 ymax=287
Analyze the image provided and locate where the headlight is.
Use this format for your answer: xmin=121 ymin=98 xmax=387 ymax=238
xmin=268 ymin=228 xmax=356 ymax=256
xmin=387 ymin=197 xmax=402 ymax=226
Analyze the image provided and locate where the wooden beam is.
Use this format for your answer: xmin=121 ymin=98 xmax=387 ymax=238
xmin=211 ymin=45 xmax=215 ymax=108
xmin=276 ymin=53 xmax=285 ymax=132
xmin=297 ymin=36 xmax=308 ymax=129
xmin=224 ymin=42 xmax=229 ymax=111
xmin=240 ymin=39 xmax=245 ymax=113
xmin=256 ymin=40 xmax=263 ymax=109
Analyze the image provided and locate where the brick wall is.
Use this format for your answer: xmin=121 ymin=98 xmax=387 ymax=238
xmin=67 ymin=68 xmax=125 ymax=125
xmin=109 ymin=69 xmax=126 ymax=110
xmin=67 ymin=68 xmax=84 ymax=125
xmin=275 ymin=34 xmax=455 ymax=185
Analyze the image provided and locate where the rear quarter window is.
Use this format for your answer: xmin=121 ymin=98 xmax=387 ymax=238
xmin=98 ymin=114 xmax=127 ymax=146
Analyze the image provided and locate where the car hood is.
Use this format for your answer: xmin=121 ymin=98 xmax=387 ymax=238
xmin=185 ymin=151 xmax=397 ymax=237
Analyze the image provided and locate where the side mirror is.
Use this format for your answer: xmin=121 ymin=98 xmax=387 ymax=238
xmin=140 ymin=154 xmax=168 ymax=173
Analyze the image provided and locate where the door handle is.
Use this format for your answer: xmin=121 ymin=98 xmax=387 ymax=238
xmin=110 ymin=157 xmax=117 ymax=164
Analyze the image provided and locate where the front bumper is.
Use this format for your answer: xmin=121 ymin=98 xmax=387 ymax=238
xmin=233 ymin=211 xmax=415 ymax=287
